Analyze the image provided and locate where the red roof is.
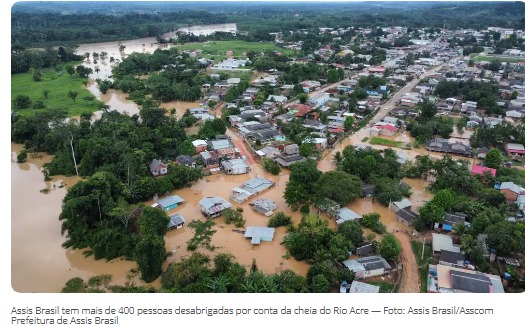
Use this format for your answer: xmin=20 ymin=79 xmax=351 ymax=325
xmin=471 ymin=165 xmax=497 ymax=177
xmin=329 ymin=128 xmax=344 ymax=133
xmin=376 ymin=124 xmax=397 ymax=132
xmin=292 ymin=104 xmax=314 ymax=117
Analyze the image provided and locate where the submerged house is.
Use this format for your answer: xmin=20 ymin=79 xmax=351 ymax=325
xmin=221 ymin=158 xmax=250 ymax=175
xmin=244 ymin=227 xmax=275 ymax=245
xmin=167 ymin=214 xmax=186 ymax=230
xmin=231 ymin=177 xmax=275 ymax=203
xmin=249 ymin=198 xmax=277 ymax=217
xmin=199 ymin=197 xmax=233 ymax=219
xmin=156 ymin=195 xmax=185 ymax=211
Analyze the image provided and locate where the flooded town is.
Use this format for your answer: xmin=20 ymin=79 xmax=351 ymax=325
xmin=10 ymin=1 xmax=525 ymax=296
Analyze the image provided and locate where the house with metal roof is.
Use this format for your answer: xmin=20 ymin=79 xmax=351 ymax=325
xmin=208 ymin=138 xmax=234 ymax=151
xmin=471 ymin=164 xmax=496 ymax=178
xmin=231 ymin=177 xmax=275 ymax=203
xmin=439 ymin=250 xmax=465 ymax=268
xmin=391 ymin=198 xmax=412 ymax=212
xmin=168 ymin=214 xmax=186 ymax=230
xmin=347 ymin=281 xmax=380 ymax=293
xmin=244 ymin=227 xmax=275 ymax=245
xmin=176 ymin=155 xmax=196 ymax=168
xmin=274 ymin=154 xmax=307 ymax=168
xmin=432 ymin=264 xmax=504 ymax=293
xmin=156 ymin=195 xmax=185 ymax=211
xmin=495 ymin=181 xmax=525 ymax=202
xmin=342 ymin=256 xmax=392 ymax=279
xmin=426 ymin=138 xmax=472 ymax=156
xmin=249 ymin=198 xmax=277 ymax=217
xmin=149 ymin=159 xmax=168 ymax=176
xmin=432 ymin=233 xmax=460 ymax=254
xmin=199 ymin=197 xmax=233 ymax=219
xmin=356 ymin=243 xmax=374 ymax=257
xmin=396 ymin=208 xmax=419 ymax=226
xmin=335 ymin=208 xmax=362 ymax=224
xmin=200 ymin=151 xmax=220 ymax=169
xmin=505 ymin=143 xmax=525 ymax=156
xmin=221 ymin=159 xmax=250 ymax=175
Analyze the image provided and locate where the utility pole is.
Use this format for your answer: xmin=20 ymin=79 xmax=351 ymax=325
xmin=421 ymin=235 xmax=426 ymax=260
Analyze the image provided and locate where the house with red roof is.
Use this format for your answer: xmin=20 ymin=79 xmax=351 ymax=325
xmin=290 ymin=104 xmax=315 ymax=118
xmin=373 ymin=122 xmax=397 ymax=136
xmin=470 ymin=165 xmax=497 ymax=178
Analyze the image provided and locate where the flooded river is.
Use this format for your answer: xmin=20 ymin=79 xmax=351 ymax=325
xmin=11 ymin=143 xmax=140 ymax=293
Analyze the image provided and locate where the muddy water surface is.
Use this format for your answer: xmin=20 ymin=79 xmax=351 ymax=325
xmin=11 ymin=143 xmax=142 ymax=293
xmin=163 ymin=23 xmax=238 ymax=38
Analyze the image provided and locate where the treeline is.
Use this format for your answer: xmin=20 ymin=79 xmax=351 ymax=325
xmin=12 ymin=46 xmax=83 ymax=74
xmin=110 ymin=48 xmax=208 ymax=103
xmin=11 ymin=11 xmax=229 ymax=47
xmin=13 ymin=3 xmax=525 ymax=48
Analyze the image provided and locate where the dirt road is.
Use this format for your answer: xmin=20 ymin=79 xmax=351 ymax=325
xmin=394 ymin=232 xmax=420 ymax=293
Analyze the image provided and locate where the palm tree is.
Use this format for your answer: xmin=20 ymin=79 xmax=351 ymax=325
xmin=460 ymin=234 xmax=478 ymax=259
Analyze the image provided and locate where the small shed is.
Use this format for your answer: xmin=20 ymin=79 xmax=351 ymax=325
xmin=392 ymin=198 xmax=412 ymax=212
xmin=168 ymin=214 xmax=186 ymax=230
xmin=362 ymin=184 xmax=376 ymax=197
xmin=156 ymin=195 xmax=185 ymax=211
xmin=244 ymin=227 xmax=275 ymax=245
xmin=356 ymin=243 xmax=374 ymax=257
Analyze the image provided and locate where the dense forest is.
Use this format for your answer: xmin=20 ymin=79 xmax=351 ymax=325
xmin=11 ymin=2 xmax=525 ymax=47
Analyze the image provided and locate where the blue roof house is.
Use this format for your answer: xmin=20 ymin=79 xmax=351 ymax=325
xmin=156 ymin=195 xmax=185 ymax=211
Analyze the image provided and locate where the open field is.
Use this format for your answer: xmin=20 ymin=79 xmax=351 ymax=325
xmin=11 ymin=64 xmax=103 ymax=117
xmin=369 ymin=136 xmax=409 ymax=148
xmin=472 ymin=55 xmax=523 ymax=63
xmin=172 ymin=40 xmax=296 ymax=59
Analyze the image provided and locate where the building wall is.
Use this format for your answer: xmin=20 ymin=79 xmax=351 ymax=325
xmin=364 ymin=268 xmax=385 ymax=278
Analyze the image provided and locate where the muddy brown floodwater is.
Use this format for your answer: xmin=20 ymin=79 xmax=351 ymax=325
xmin=11 ymin=143 xmax=143 ymax=293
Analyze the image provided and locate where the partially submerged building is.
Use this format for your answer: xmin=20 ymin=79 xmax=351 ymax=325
xmin=244 ymin=227 xmax=276 ymax=245
xmin=199 ymin=197 xmax=233 ymax=219
xmin=249 ymin=198 xmax=277 ymax=216
xmin=231 ymin=177 xmax=275 ymax=203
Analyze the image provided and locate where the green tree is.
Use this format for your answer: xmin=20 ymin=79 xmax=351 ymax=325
xmin=379 ymin=234 xmax=401 ymax=261
xmin=484 ymin=148 xmax=502 ymax=169
xmin=262 ymin=158 xmax=281 ymax=175
xmin=316 ymin=171 xmax=363 ymax=205
xmin=344 ymin=116 xmax=354 ymax=130
xmin=337 ymin=220 xmax=364 ymax=247
xmin=67 ymin=90 xmax=78 ymax=103
xmin=359 ymin=213 xmax=387 ymax=234
xmin=187 ymin=220 xmax=216 ymax=251
xmin=178 ymin=140 xmax=195 ymax=156
xmin=310 ymin=274 xmax=330 ymax=293
xmin=267 ymin=212 xmax=292 ymax=228
xmin=418 ymin=202 xmax=445 ymax=229
xmin=432 ymin=189 xmax=454 ymax=211
xmin=65 ymin=65 xmax=75 ymax=76
xmin=135 ymin=234 xmax=165 ymax=283
xmin=299 ymin=142 xmax=314 ymax=158
xmin=297 ymin=93 xmax=308 ymax=104
xmin=13 ymin=95 xmax=32 ymax=109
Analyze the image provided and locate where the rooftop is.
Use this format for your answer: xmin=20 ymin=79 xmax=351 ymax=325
xmin=244 ymin=227 xmax=276 ymax=245
xmin=348 ymin=281 xmax=380 ymax=293
xmin=432 ymin=233 xmax=460 ymax=253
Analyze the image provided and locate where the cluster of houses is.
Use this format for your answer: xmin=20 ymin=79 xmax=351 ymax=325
xmin=427 ymin=233 xmax=507 ymax=293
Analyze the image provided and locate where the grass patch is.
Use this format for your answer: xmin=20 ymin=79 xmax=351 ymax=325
xmin=411 ymin=240 xmax=433 ymax=293
xmin=172 ymin=40 xmax=296 ymax=59
xmin=369 ymin=137 xmax=408 ymax=148
xmin=472 ymin=55 xmax=523 ymax=63
xmin=361 ymin=137 xmax=369 ymax=142
xmin=367 ymin=281 xmax=399 ymax=293
xmin=12 ymin=64 xmax=103 ymax=117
